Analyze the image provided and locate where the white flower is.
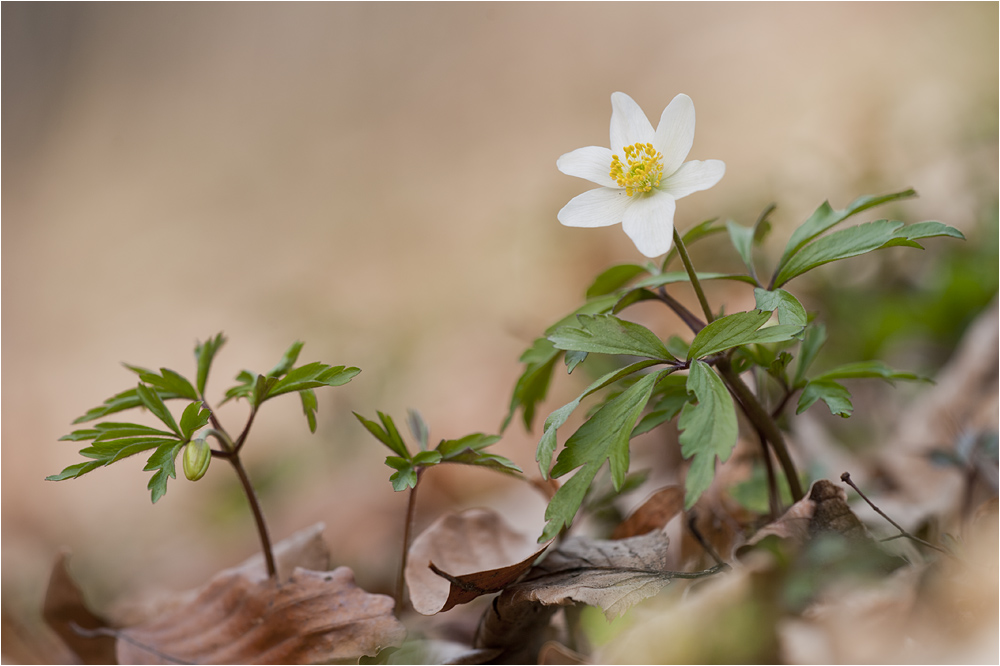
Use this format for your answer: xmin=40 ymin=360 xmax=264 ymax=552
xmin=557 ymin=93 xmax=726 ymax=258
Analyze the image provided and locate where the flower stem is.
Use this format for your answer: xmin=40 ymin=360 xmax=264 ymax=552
xmin=396 ymin=468 xmax=424 ymax=612
xmin=229 ymin=452 xmax=278 ymax=580
xmin=717 ymin=357 xmax=804 ymax=502
xmin=672 ymin=228 xmax=714 ymax=324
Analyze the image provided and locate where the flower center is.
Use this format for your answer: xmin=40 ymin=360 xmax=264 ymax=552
xmin=609 ymin=142 xmax=664 ymax=196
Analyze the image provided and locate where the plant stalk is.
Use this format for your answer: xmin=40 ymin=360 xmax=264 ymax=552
xmin=396 ymin=468 xmax=424 ymax=612
xmin=672 ymin=228 xmax=714 ymax=324
xmin=717 ymin=357 xmax=804 ymax=502
xmin=229 ymin=453 xmax=278 ymax=580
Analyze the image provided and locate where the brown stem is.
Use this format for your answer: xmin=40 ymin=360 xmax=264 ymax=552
xmin=717 ymin=357 xmax=804 ymax=502
xmin=396 ymin=468 xmax=424 ymax=612
xmin=229 ymin=453 xmax=278 ymax=579
xmin=655 ymin=287 xmax=705 ymax=334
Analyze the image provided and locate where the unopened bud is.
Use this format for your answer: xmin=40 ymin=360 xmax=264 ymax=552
xmin=183 ymin=437 xmax=212 ymax=481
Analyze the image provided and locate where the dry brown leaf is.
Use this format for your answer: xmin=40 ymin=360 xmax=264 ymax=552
xmin=406 ymin=508 xmax=550 ymax=615
xmin=537 ymin=640 xmax=590 ymax=665
xmin=42 ymin=550 xmax=118 ymax=665
xmin=118 ymin=566 xmax=406 ymax=664
xmin=611 ymin=486 xmax=684 ymax=539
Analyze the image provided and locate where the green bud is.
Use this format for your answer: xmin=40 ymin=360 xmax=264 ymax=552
xmin=183 ymin=437 xmax=212 ymax=481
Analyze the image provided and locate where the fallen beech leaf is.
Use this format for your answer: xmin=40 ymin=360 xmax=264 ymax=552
xmin=406 ymin=508 xmax=550 ymax=615
xmin=42 ymin=550 xmax=118 ymax=665
xmin=612 ymin=486 xmax=684 ymax=539
xmin=538 ymin=640 xmax=590 ymax=664
xmin=117 ymin=567 xmax=406 ymax=664
xmin=476 ymin=530 xmax=701 ymax=662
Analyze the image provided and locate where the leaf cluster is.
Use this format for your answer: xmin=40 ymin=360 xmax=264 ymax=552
xmin=49 ymin=334 xmax=360 ymax=502
xmin=355 ymin=410 xmax=522 ymax=491
xmin=506 ymin=190 xmax=960 ymax=541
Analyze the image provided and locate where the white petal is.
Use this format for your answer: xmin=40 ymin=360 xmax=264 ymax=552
xmin=621 ymin=192 xmax=677 ymax=258
xmin=610 ymin=92 xmax=654 ymax=154
xmin=556 ymin=146 xmax=617 ymax=188
xmin=653 ymin=94 xmax=696 ymax=175
xmin=558 ymin=187 xmax=632 ymax=228
xmin=660 ymin=159 xmax=726 ymax=199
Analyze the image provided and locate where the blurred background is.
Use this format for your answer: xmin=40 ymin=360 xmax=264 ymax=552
xmin=2 ymin=3 xmax=996 ymax=660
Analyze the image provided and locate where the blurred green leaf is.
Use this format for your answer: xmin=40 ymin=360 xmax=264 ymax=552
xmin=726 ymin=220 xmax=757 ymax=277
xmin=891 ymin=220 xmax=965 ymax=244
xmin=178 ymin=401 xmax=211 ymax=440
xmin=753 ymin=289 xmax=808 ymax=328
xmin=384 ymin=456 xmax=418 ymax=491
xmin=631 ymin=374 xmax=691 ymax=437
xmin=267 ymin=341 xmax=305 ymax=378
xmin=407 ymin=409 xmax=430 ymax=450
xmin=73 ymin=386 xmax=188 ymax=424
xmin=774 ymin=220 xmax=905 ymax=286
xmin=194 ymin=333 xmax=226 ymax=396
xmin=267 ymin=363 xmax=360 ymax=399
xmin=793 ymin=322 xmax=827 ymax=388
xmin=300 ymin=389 xmax=318 ymax=433
xmin=222 ymin=370 xmax=257 ymax=405
xmin=687 ymin=311 xmax=802 ymax=361
xmin=813 ymin=360 xmax=926 ymax=384
xmin=586 ymin=264 xmax=648 ymax=298
xmin=678 ymin=361 xmax=738 ymax=509
xmin=549 ymin=314 xmax=676 ymax=361
xmin=355 ymin=411 xmax=410 ymax=458
xmin=540 ymin=370 xmax=663 ymax=541
xmin=564 ymin=350 xmax=588 ymax=374
xmin=796 ymin=380 xmax=853 ymax=417
xmin=124 ymin=365 xmax=199 ymax=401
xmin=411 ymin=450 xmax=442 ymax=466
xmin=634 ymin=271 xmax=757 ymax=290
xmin=252 ymin=374 xmax=278 ymax=407
xmin=437 ymin=433 xmax=502 ymax=458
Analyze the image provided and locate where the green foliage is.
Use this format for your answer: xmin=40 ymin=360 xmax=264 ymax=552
xmin=687 ymin=311 xmax=802 ymax=360
xmin=549 ymin=314 xmax=676 ymax=361
xmin=51 ymin=335 xmax=357 ymax=502
xmin=355 ymin=410 xmax=521 ymax=492
xmin=678 ymin=361 xmax=738 ymax=508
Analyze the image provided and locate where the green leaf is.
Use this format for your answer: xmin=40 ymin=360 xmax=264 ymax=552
xmin=267 ymin=341 xmax=305 ymax=377
xmin=438 ymin=433 xmax=503 ymax=458
xmin=813 ymin=360 xmax=926 ymax=384
xmin=634 ymin=271 xmax=757 ymax=290
xmin=549 ymin=314 xmax=675 ymax=361
xmin=144 ymin=440 xmax=187 ymax=503
xmin=221 ymin=370 xmax=257 ymax=405
xmin=796 ymin=380 xmax=853 ymax=417
xmin=73 ymin=387 xmax=187 ymax=424
xmin=300 ymin=389 xmax=318 ymax=433
xmin=540 ymin=371 xmax=663 ymax=540
xmin=687 ymin=310 xmax=802 ymax=361
xmin=678 ymin=361 xmax=738 ymax=509
xmin=586 ymin=264 xmax=648 ymax=298
xmin=124 ymin=365 xmax=199 ymax=401
xmin=178 ymin=401 xmax=211 ymax=440
xmin=435 ymin=433 xmax=522 ymax=475
xmin=354 ymin=412 xmax=410 ymax=458
xmin=774 ymin=220 xmax=905 ymax=287
xmin=384 ymin=456 xmax=418 ymax=491
xmin=894 ymin=220 xmax=965 ymax=243
xmin=661 ymin=218 xmax=725 ymax=270
xmin=412 ymin=450 xmax=442 ymax=466
xmin=726 ymin=220 xmax=758 ymax=277
xmin=136 ymin=383 xmax=181 ymax=437
xmin=251 ymin=374 xmax=279 ymax=407
xmin=536 ymin=360 xmax=666 ymax=476
xmin=61 ymin=422 xmax=174 ymax=443
xmin=446 ymin=450 xmax=523 ymax=475
xmin=793 ymin=322 xmax=827 ymax=388
xmin=753 ymin=288 xmax=808 ymax=328
xmin=194 ymin=333 xmax=226 ymax=396
xmin=631 ymin=374 xmax=691 ymax=437
xmin=267 ymin=363 xmax=361 ymax=399
xmin=564 ymin=350 xmax=588 ymax=374
xmin=776 ymin=189 xmax=917 ymax=273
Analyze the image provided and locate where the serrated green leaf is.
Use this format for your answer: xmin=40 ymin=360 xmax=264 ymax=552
xmin=564 ymin=350 xmax=588 ymax=374
xmin=536 ymin=360 xmax=665 ymax=477
xmin=678 ymin=361 xmax=738 ymax=509
xmin=797 ymin=380 xmax=853 ymax=417
xmin=753 ymin=288 xmax=808 ymax=328
xmin=179 ymin=401 xmax=211 ymax=440
xmin=267 ymin=341 xmax=305 ymax=378
xmin=631 ymin=375 xmax=690 ymax=437
xmin=412 ymin=450 xmax=442 ymax=466
xmin=300 ymin=389 xmax=318 ymax=433
xmin=124 ymin=365 xmax=199 ymax=401
xmin=894 ymin=220 xmax=965 ymax=243
xmin=586 ymin=264 xmax=648 ymax=298
xmin=774 ymin=220 xmax=905 ymax=287
xmin=46 ymin=460 xmax=106 ymax=482
xmin=438 ymin=433 xmax=503 ymax=458
xmin=252 ymin=374 xmax=278 ymax=406
xmin=221 ymin=370 xmax=257 ymax=405
xmin=446 ymin=450 xmax=523 ymax=475
xmin=384 ymin=456 xmax=418 ymax=491
xmin=793 ymin=322 xmax=827 ymax=388
xmin=777 ymin=189 xmax=917 ymax=274
xmin=194 ymin=333 xmax=226 ymax=396
xmin=136 ymin=383 xmax=181 ymax=437
xmin=144 ymin=440 xmax=186 ymax=503
xmin=540 ymin=371 xmax=662 ymax=540
xmin=549 ymin=314 xmax=675 ymax=361
xmin=354 ymin=412 xmax=410 ymax=458
xmin=813 ymin=360 xmax=926 ymax=384
xmin=687 ymin=310 xmax=802 ymax=360
xmin=72 ymin=387 xmax=188 ymax=424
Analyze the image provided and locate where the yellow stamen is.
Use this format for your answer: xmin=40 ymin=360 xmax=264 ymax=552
xmin=609 ymin=142 xmax=664 ymax=197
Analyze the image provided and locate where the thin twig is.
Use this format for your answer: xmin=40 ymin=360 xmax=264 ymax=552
xmin=396 ymin=468 xmax=424 ymax=612
xmin=231 ymin=454 xmax=278 ymax=579
xmin=686 ymin=512 xmax=725 ymax=568
xmin=71 ymin=623 xmax=192 ymax=665
xmin=840 ymin=472 xmax=948 ymax=554
xmin=654 ymin=287 xmax=705 ymax=334
xmin=672 ymin=228 xmax=715 ymax=324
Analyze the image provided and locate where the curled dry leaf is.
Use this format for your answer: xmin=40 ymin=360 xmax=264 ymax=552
xmin=612 ymin=485 xmax=684 ymax=539
xmin=42 ymin=550 xmax=117 ymax=665
xmin=117 ymin=567 xmax=406 ymax=664
xmin=405 ymin=508 xmax=551 ymax=615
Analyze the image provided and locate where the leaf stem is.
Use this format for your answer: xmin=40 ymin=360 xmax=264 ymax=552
xmin=717 ymin=357 xmax=804 ymax=502
xmin=396 ymin=467 xmax=424 ymax=612
xmin=229 ymin=452 xmax=278 ymax=579
xmin=672 ymin=227 xmax=714 ymax=324
xmin=654 ymin=287 xmax=705 ymax=334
